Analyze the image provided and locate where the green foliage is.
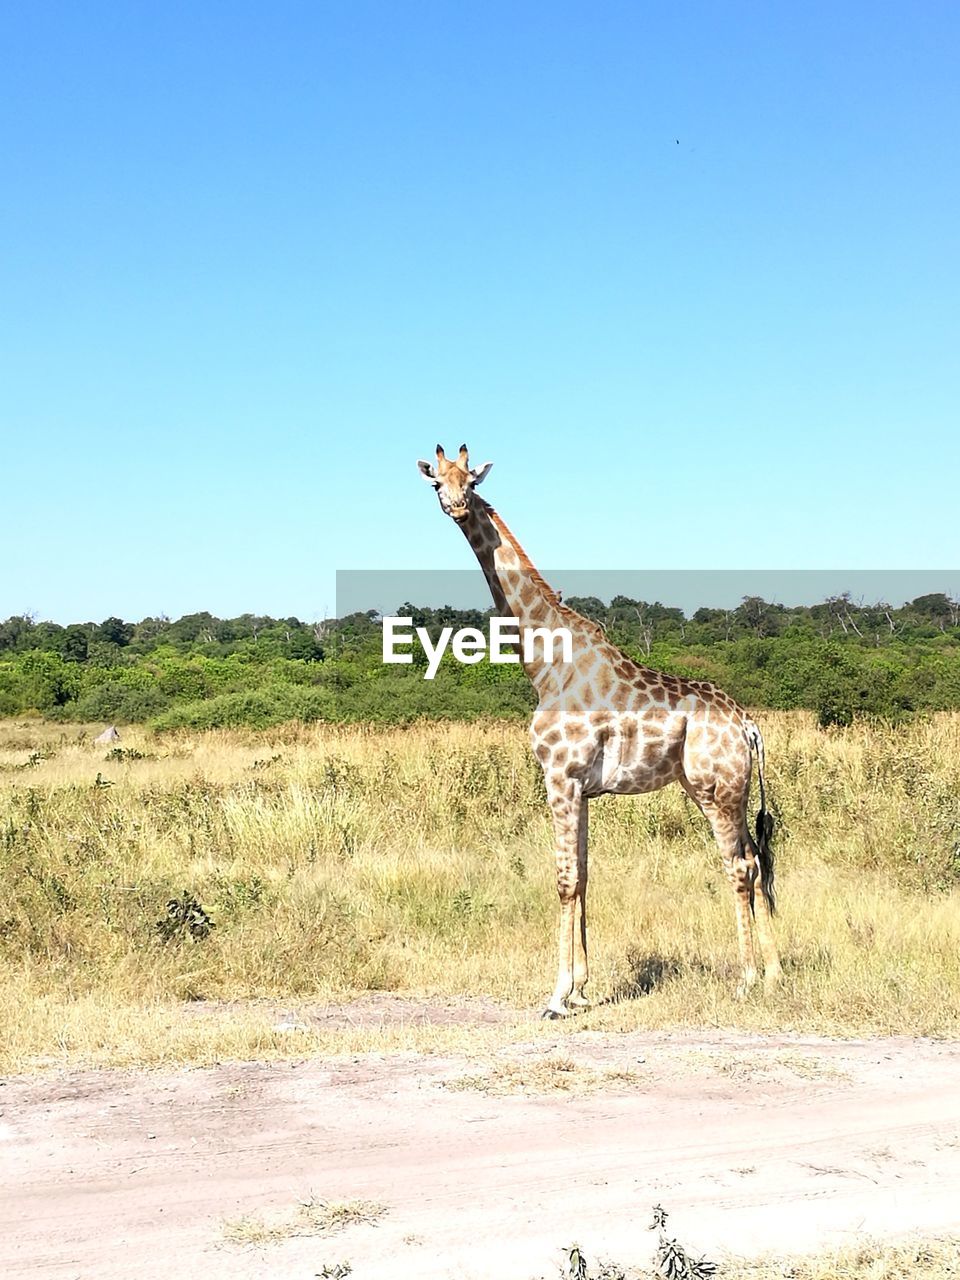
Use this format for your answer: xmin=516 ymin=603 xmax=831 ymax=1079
xmin=9 ymin=651 xmax=83 ymax=711
xmin=155 ymin=892 xmax=215 ymax=943
xmin=60 ymin=625 xmax=90 ymax=664
xmin=0 ymin=593 xmax=958 ymax=728
xmin=97 ymin=616 xmax=135 ymax=647
xmin=152 ymin=684 xmax=335 ymax=730
xmin=72 ymin=680 xmax=167 ymax=724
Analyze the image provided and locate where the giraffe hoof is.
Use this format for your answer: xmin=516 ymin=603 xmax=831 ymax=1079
xmin=541 ymin=1008 xmax=564 ymax=1020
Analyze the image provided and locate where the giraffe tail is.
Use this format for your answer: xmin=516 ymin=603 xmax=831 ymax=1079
xmin=746 ymin=719 xmax=776 ymax=916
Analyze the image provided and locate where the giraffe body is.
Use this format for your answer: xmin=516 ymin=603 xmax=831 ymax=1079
xmin=418 ymin=444 xmax=782 ymax=1016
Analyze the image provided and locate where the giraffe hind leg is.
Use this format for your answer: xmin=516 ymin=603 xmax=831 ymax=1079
xmin=683 ymin=783 xmax=760 ymax=995
xmin=744 ymin=826 xmax=782 ymax=990
xmin=722 ymin=820 xmax=761 ymax=997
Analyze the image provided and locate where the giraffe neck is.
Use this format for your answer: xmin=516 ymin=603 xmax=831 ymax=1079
xmin=457 ymin=498 xmax=569 ymax=685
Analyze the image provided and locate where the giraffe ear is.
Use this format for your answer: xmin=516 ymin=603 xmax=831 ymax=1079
xmin=417 ymin=459 xmax=439 ymax=483
xmin=470 ymin=461 xmax=493 ymax=486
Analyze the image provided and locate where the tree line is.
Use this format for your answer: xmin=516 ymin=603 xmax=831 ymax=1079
xmin=1 ymin=592 xmax=958 ymax=729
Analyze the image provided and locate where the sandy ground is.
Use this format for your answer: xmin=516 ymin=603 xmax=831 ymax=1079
xmin=3 ymin=999 xmax=960 ymax=1279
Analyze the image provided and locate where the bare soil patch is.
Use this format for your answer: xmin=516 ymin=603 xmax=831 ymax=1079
xmin=181 ymin=991 xmax=519 ymax=1030
xmin=2 ymin=1000 xmax=960 ymax=1279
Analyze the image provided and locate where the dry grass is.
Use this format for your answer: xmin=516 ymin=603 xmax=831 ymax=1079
xmin=221 ymin=1195 xmax=384 ymax=1245
xmin=565 ymin=1235 xmax=960 ymax=1279
xmin=685 ymin=1048 xmax=850 ymax=1084
xmin=2 ymin=712 xmax=960 ymax=1068
xmin=721 ymin=1236 xmax=960 ymax=1278
xmin=443 ymin=1053 xmax=645 ymax=1095
xmin=774 ymin=1051 xmax=849 ymax=1082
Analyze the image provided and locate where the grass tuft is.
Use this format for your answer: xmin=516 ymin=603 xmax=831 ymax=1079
xmin=221 ymin=1196 xmax=384 ymax=1245
xmin=444 ymin=1054 xmax=645 ymax=1095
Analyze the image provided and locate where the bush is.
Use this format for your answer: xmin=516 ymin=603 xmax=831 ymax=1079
xmin=151 ymin=684 xmax=335 ymax=731
xmin=71 ymin=682 xmax=168 ymax=724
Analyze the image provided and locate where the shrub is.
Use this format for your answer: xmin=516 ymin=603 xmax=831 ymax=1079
xmin=151 ymin=684 xmax=335 ymax=731
xmin=71 ymin=682 xmax=168 ymax=724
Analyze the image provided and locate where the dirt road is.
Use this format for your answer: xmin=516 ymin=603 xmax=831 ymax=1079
xmin=3 ymin=1003 xmax=960 ymax=1278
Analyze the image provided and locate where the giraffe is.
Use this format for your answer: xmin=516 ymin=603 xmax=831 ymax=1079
xmin=417 ymin=444 xmax=782 ymax=1018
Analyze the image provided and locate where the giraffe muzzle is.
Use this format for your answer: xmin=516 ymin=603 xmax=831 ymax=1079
xmin=450 ymin=505 xmax=469 ymax=521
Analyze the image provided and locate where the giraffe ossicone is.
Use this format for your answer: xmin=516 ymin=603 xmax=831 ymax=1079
xmin=417 ymin=443 xmax=782 ymax=1016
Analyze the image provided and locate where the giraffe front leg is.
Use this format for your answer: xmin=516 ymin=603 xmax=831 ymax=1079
xmin=566 ymin=891 xmax=589 ymax=1008
xmin=544 ymin=891 xmax=577 ymax=1018
xmin=542 ymin=782 xmax=583 ymax=1019
xmin=567 ymin=803 xmax=590 ymax=1009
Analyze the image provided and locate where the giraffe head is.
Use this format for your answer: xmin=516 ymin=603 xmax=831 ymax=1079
xmin=417 ymin=443 xmax=493 ymax=523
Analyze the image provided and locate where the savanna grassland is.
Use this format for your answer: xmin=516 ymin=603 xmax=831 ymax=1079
xmin=2 ymin=711 xmax=960 ymax=1071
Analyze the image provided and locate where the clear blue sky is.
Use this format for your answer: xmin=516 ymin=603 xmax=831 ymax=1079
xmin=3 ymin=1 xmax=957 ymax=624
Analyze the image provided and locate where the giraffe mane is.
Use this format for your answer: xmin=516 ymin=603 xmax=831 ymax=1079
xmin=482 ymin=501 xmax=561 ymax=606
xmin=481 ymin=500 xmax=607 ymax=643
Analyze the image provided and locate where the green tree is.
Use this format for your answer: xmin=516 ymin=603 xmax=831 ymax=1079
xmin=60 ymin=625 xmax=90 ymax=664
xmin=97 ymin=617 xmax=135 ymax=646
